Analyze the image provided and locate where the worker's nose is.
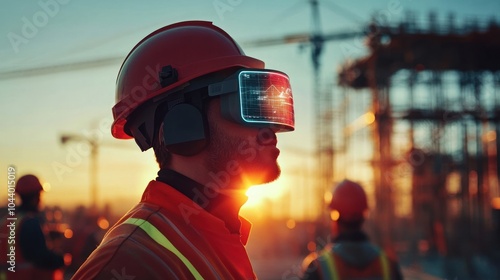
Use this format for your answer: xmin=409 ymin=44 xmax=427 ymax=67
xmin=257 ymin=127 xmax=277 ymax=146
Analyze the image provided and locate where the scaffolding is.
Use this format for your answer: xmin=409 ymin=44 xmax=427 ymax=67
xmin=337 ymin=13 xmax=500 ymax=276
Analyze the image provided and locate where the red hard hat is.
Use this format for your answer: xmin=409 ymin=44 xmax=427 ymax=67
xmin=329 ymin=179 xmax=368 ymax=222
xmin=16 ymin=174 xmax=44 ymax=196
xmin=111 ymin=20 xmax=265 ymax=140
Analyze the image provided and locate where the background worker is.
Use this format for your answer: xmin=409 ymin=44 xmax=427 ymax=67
xmin=72 ymin=20 xmax=294 ymax=279
xmin=0 ymin=174 xmax=65 ymax=280
xmin=301 ymin=179 xmax=403 ymax=280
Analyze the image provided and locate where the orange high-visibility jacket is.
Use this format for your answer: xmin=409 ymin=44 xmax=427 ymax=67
xmin=71 ymin=180 xmax=256 ymax=280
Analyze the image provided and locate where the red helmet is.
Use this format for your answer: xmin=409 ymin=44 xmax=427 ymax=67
xmin=111 ymin=21 xmax=264 ymax=147
xmin=16 ymin=174 xmax=44 ymax=196
xmin=329 ymin=179 xmax=368 ymax=222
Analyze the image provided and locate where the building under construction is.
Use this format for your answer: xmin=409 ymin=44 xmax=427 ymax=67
xmin=335 ymin=13 xmax=500 ymax=277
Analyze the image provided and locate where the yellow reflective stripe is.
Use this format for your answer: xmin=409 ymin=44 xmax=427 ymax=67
xmin=379 ymin=252 xmax=390 ymax=280
xmin=319 ymin=250 xmax=340 ymax=280
xmin=124 ymin=217 xmax=203 ymax=280
xmin=326 ymin=252 xmax=341 ymax=280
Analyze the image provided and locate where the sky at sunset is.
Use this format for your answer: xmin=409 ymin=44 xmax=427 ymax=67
xmin=1 ymin=0 xmax=499 ymax=218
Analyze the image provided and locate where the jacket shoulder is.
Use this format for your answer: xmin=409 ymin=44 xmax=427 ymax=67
xmin=71 ymin=204 xmax=195 ymax=280
xmin=71 ymin=231 xmax=193 ymax=280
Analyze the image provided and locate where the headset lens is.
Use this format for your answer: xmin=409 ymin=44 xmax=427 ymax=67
xmin=238 ymin=70 xmax=294 ymax=130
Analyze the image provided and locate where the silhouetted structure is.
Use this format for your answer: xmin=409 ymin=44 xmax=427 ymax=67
xmin=338 ymin=12 xmax=500 ymax=278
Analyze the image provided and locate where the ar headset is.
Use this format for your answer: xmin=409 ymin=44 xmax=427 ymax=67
xmin=126 ymin=68 xmax=295 ymax=156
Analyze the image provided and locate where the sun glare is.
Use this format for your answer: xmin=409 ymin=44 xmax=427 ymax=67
xmin=244 ymin=181 xmax=286 ymax=208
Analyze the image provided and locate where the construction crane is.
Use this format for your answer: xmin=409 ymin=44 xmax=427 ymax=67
xmin=59 ymin=130 xmax=136 ymax=213
xmin=60 ymin=133 xmax=100 ymax=212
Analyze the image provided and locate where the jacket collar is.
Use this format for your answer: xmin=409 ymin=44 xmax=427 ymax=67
xmin=145 ymin=170 xmax=251 ymax=244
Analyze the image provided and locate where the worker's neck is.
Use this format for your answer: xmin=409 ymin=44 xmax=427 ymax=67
xmin=19 ymin=203 xmax=39 ymax=213
xmin=334 ymin=223 xmax=365 ymax=238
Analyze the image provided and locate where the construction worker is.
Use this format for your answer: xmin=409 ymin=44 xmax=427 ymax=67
xmin=72 ymin=20 xmax=294 ymax=279
xmin=301 ymin=180 xmax=403 ymax=280
xmin=0 ymin=174 xmax=65 ymax=280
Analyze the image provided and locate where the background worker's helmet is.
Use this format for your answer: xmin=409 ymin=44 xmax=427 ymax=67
xmin=111 ymin=20 xmax=265 ymax=153
xmin=329 ymin=179 xmax=368 ymax=222
xmin=16 ymin=174 xmax=44 ymax=196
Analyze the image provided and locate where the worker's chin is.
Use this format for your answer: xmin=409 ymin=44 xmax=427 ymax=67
xmin=263 ymin=164 xmax=281 ymax=183
xmin=244 ymin=163 xmax=281 ymax=186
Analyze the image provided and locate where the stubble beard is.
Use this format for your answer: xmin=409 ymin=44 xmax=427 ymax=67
xmin=204 ymin=122 xmax=281 ymax=189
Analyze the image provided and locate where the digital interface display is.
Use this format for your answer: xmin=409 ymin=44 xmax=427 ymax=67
xmin=238 ymin=71 xmax=294 ymax=130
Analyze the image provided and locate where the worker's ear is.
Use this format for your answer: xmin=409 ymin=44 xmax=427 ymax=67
xmin=160 ymin=103 xmax=208 ymax=156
